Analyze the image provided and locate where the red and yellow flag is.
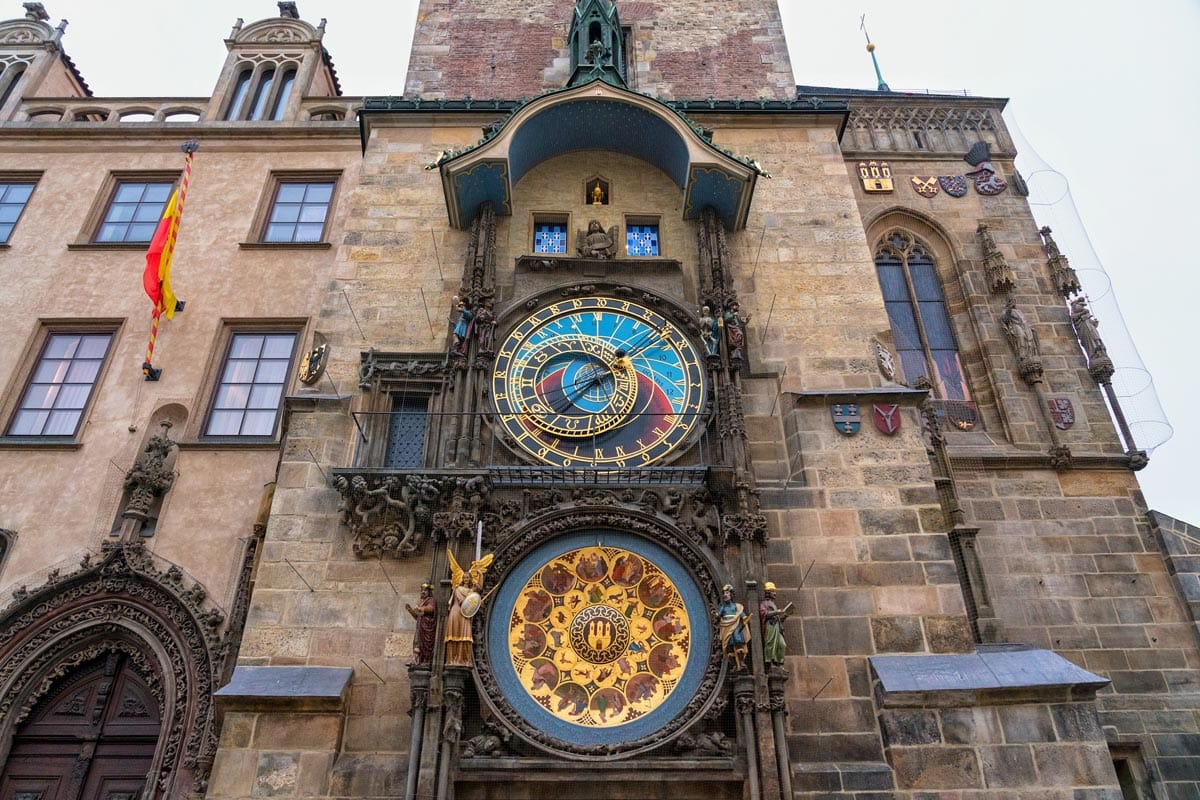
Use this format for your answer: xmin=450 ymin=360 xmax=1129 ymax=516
xmin=143 ymin=189 xmax=180 ymax=318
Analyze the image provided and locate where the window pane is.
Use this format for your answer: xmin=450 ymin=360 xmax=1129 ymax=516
xmin=143 ymin=183 xmax=172 ymax=202
xmin=884 ymin=302 xmax=921 ymax=351
xmin=22 ymin=383 xmax=58 ymax=409
xmin=9 ymin=409 xmax=49 ymax=435
xmin=77 ymin=335 xmax=111 ymax=358
xmin=32 ymin=359 xmax=69 ymax=383
xmin=128 ymin=222 xmax=158 ymax=241
xmin=133 ymin=204 xmax=163 ymax=222
xmin=276 ymin=183 xmax=306 ymax=203
xmin=43 ymin=409 xmax=80 ymax=435
xmin=54 ymin=383 xmax=91 ymax=409
xmin=0 ymin=205 xmax=20 ymax=223
xmin=113 ymin=183 xmax=145 ymax=202
xmin=248 ymin=383 xmax=282 ymax=409
xmin=265 ymin=223 xmax=294 ymax=242
xmin=229 ymin=335 xmax=264 ymax=358
xmin=253 ymin=360 xmax=288 ymax=383
xmin=933 ymin=351 xmax=970 ymax=401
xmin=44 ymin=335 xmax=80 ymax=358
xmin=65 ymin=359 xmax=101 ymax=383
xmin=241 ymin=410 xmax=278 ymax=436
xmin=222 ymin=359 xmax=258 ymax=383
xmin=106 ymin=203 xmax=136 ymax=222
xmin=919 ymin=301 xmax=956 ymax=349
xmin=96 ymin=223 xmax=125 ymax=242
xmin=0 ymin=223 xmax=13 ymax=242
xmin=909 ymin=260 xmax=943 ymax=301
xmin=207 ymin=409 xmax=243 ymax=436
xmin=305 ymin=183 xmax=333 ymax=203
xmin=261 ymin=335 xmax=296 ymax=358
xmin=270 ymin=203 xmax=301 ymax=223
xmin=298 ymin=205 xmax=328 ymax=223
xmin=294 ymin=224 xmax=324 ymax=242
xmin=897 ymin=349 xmax=927 ymax=386
xmin=214 ymin=383 xmax=250 ymax=409
xmin=5 ymin=184 xmax=33 ymax=203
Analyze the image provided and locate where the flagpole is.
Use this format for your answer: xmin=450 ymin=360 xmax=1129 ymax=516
xmin=143 ymin=140 xmax=198 ymax=381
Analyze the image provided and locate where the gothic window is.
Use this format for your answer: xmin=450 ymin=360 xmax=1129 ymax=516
xmin=203 ymin=330 xmax=298 ymax=438
xmin=7 ymin=330 xmax=114 ymax=437
xmin=223 ymin=62 xmax=299 ymax=121
xmin=874 ymin=231 xmax=970 ymax=400
xmin=269 ymin=68 xmax=297 ymax=121
xmin=0 ymin=60 xmax=27 ymax=111
xmin=223 ymin=68 xmax=253 ymax=120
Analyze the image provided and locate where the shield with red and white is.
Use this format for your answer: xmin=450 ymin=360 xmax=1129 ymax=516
xmin=1047 ymin=397 xmax=1075 ymax=430
xmin=872 ymin=403 xmax=902 ymax=435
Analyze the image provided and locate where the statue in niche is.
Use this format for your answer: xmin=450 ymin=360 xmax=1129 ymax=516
xmin=451 ymin=296 xmax=474 ymax=354
xmin=473 ymin=299 xmax=496 ymax=354
xmin=577 ymin=220 xmax=617 ymax=259
xmin=759 ymin=581 xmax=792 ymax=666
xmin=1070 ymin=297 xmax=1109 ymax=366
xmin=717 ymin=584 xmax=750 ymax=671
xmin=699 ymin=306 xmax=720 ymax=357
xmin=723 ymin=302 xmax=751 ymax=361
xmin=999 ymin=298 xmax=1040 ymax=365
xmin=405 ymin=582 xmax=438 ymax=667
xmin=122 ymin=421 xmax=178 ymax=529
xmin=445 ymin=550 xmax=494 ymax=667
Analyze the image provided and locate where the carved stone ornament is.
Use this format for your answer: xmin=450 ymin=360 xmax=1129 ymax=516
xmin=999 ymin=298 xmax=1043 ymax=384
xmin=333 ymin=473 xmax=492 ymax=558
xmin=473 ymin=506 xmax=724 ymax=759
xmin=576 ymin=220 xmax=618 ymax=259
xmin=977 ymin=223 xmax=1016 ymax=293
xmin=358 ymin=351 xmax=447 ymax=389
xmin=0 ymin=542 xmax=225 ymax=793
xmin=122 ymin=421 xmax=178 ymax=522
xmin=1039 ymin=226 xmax=1081 ymax=297
xmin=873 ymin=338 xmax=897 ymax=382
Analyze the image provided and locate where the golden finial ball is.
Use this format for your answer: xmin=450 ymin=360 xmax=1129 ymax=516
xmin=866 ymin=42 xmax=876 ymax=52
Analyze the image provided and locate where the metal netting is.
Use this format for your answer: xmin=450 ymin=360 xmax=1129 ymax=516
xmin=1005 ymin=109 xmax=1173 ymax=452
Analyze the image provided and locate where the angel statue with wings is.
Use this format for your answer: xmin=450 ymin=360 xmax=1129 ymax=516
xmin=577 ymin=219 xmax=618 ymax=259
xmin=445 ymin=550 xmax=495 ymax=667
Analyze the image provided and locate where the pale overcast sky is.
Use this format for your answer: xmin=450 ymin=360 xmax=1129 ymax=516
xmin=34 ymin=1 xmax=1200 ymax=524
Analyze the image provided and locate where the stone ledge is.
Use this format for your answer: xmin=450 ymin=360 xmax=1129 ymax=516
xmin=215 ymin=665 xmax=353 ymax=712
xmin=870 ymin=646 xmax=1109 ymax=708
xmin=790 ymin=388 xmax=929 ymax=406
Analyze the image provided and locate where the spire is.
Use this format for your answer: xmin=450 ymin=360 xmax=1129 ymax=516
xmin=567 ymin=0 xmax=627 ymax=88
xmin=859 ymin=14 xmax=890 ymax=92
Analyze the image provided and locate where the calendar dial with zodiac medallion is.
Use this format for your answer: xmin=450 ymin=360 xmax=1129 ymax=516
xmin=492 ymin=297 xmax=706 ymax=467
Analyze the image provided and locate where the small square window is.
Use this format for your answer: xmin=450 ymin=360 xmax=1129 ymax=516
xmin=534 ymin=222 xmax=568 ymax=254
xmin=204 ymin=331 xmax=298 ymax=438
xmin=626 ymin=223 xmax=660 ymax=256
xmin=0 ymin=181 xmax=35 ymax=243
xmin=7 ymin=331 xmax=114 ymax=437
xmin=262 ymin=180 xmax=335 ymax=243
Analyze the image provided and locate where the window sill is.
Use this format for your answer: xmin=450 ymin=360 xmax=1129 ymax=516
xmin=178 ymin=438 xmax=283 ymax=451
xmin=0 ymin=437 xmax=82 ymax=450
xmin=238 ymin=241 xmax=332 ymax=250
xmin=67 ymin=242 xmax=151 ymax=251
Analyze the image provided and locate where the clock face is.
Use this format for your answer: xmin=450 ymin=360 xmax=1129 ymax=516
xmin=492 ymin=298 xmax=706 ymax=467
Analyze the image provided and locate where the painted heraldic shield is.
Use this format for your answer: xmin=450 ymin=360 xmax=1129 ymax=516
xmin=938 ymin=175 xmax=969 ymax=197
xmin=872 ymin=403 xmax=902 ymax=435
xmin=1047 ymin=397 xmax=1075 ymax=430
xmin=831 ymin=404 xmax=861 ymax=436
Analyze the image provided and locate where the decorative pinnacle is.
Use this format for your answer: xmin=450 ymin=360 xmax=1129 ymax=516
xmin=859 ymin=14 xmax=890 ymax=92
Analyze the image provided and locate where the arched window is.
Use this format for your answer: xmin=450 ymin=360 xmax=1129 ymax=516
xmin=247 ymin=68 xmax=276 ymax=121
xmin=269 ymin=68 xmax=296 ymax=121
xmin=874 ymin=231 xmax=970 ymax=400
xmin=223 ymin=67 xmax=252 ymax=120
xmin=0 ymin=63 xmax=26 ymax=111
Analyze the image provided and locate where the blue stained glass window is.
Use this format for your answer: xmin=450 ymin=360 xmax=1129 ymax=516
xmin=533 ymin=223 xmax=567 ymax=254
xmin=626 ymin=224 xmax=659 ymax=256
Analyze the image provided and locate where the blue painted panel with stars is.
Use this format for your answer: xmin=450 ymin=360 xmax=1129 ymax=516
xmin=626 ymin=224 xmax=659 ymax=256
xmin=534 ymin=223 xmax=568 ymax=254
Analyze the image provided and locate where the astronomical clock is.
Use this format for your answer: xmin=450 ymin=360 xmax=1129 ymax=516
xmin=475 ymin=290 xmax=725 ymax=756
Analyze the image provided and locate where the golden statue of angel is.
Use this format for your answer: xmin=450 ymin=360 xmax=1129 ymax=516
xmin=445 ymin=550 xmax=494 ymax=667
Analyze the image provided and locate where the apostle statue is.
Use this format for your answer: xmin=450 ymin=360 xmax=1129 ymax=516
xmin=759 ymin=581 xmax=792 ymax=666
xmin=405 ymin=582 xmax=438 ymax=666
xmin=717 ymin=584 xmax=750 ymax=671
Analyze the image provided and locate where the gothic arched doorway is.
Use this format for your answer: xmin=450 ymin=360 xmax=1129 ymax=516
xmin=0 ymin=652 xmax=161 ymax=799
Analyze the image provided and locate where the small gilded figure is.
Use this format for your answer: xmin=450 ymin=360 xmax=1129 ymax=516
xmin=445 ymin=550 xmax=494 ymax=667
xmin=451 ymin=297 xmax=474 ymax=354
xmin=717 ymin=584 xmax=750 ymax=671
xmin=759 ymin=581 xmax=792 ymax=666
xmin=405 ymin=582 xmax=438 ymax=667
xmin=577 ymin=220 xmax=617 ymax=259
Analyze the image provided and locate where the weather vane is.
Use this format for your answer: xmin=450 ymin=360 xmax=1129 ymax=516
xmin=860 ymin=13 xmax=890 ymax=92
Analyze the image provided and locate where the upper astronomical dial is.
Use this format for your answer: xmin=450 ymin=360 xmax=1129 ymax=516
xmin=492 ymin=298 xmax=706 ymax=467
